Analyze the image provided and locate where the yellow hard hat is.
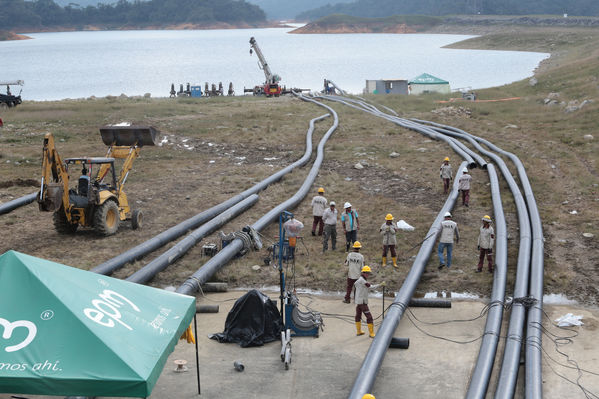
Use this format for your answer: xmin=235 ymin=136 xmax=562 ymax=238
xmin=353 ymin=241 xmax=362 ymax=249
xmin=362 ymin=395 xmax=376 ymax=399
xmin=444 ymin=157 xmax=450 ymax=161
xmin=361 ymin=265 xmax=372 ymax=273
xmin=385 ymin=213 xmax=394 ymax=221
xmin=318 ymin=187 xmax=325 ymax=193
xmin=482 ymin=215 xmax=492 ymax=222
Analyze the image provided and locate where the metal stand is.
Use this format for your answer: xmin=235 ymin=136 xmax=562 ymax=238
xmin=278 ymin=211 xmax=293 ymax=328
xmin=193 ymin=314 xmax=200 ymax=395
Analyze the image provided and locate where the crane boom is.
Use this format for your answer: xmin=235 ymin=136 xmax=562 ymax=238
xmin=249 ymin=37 xmax=280 ymax=85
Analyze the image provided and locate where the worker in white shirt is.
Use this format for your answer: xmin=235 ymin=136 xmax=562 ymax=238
xmin=476 ymin=215 xmax=495 ymax=273
xmin=437 ymin=211 xmax=460 ymax=270
xmin=458 ymin=168 xmax=472 ymax=207
xmin=354 ymin=265 xmax=383 ymax=338
xmin=439 ymin=157 xmax=453 ymax=194
xmin=311 ymin=187 xmax=328 ymax=236
xmin=322 ymin=201 xmax=338 ymax=252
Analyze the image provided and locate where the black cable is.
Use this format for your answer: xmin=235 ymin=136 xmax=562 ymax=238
xmin=523 ymin=307 xmax=599 ymax=398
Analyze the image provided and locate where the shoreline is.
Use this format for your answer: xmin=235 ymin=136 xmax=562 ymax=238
xmin=2 ymin=21 xmax=293 ymax=39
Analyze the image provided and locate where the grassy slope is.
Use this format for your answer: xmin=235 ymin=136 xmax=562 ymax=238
xmin=0 ymin=26 xmax=597 ymax=302
xmin=292 ymin=14 xmax=442 ymax=33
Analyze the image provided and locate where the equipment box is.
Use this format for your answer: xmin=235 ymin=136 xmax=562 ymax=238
xmin=190 ymin=86 xmax=202 ymax=97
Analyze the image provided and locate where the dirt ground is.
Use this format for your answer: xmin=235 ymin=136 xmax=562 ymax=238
xmin=0 ymin=26 xmax=598 ymax=307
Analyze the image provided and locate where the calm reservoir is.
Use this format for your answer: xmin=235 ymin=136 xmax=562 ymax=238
xmin=0 ymin=27 xmax=549 ymax=100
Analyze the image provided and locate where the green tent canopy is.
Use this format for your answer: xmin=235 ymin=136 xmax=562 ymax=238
xmin=0 ymin=250 xmax=195 ymax=397
xmin=408 ymin=72 xmax=449 ymax=85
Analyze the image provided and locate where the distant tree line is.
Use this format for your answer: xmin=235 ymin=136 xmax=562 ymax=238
xmin=298 ymin=0 xmax=599 ymax=20
xmin=0 ymin=0 xmax=266 ymax=30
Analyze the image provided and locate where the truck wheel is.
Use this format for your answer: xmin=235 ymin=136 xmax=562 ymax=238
xmin=53 ymin=209 xmax=78 ymax=234
xmin=94 ymin=200 xmax=120 ymax=236
xmin=131 ymin=209 xmax=143 ymax=230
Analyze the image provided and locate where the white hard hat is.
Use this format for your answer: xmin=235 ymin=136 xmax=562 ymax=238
xmin=463 ymin=169 xmax=468 ymax=172
xmin=344 ymin=202 xmax=352 ymax=208
xmin=444 ymin=212 xmax=452 ymax=218
xmin=330 ymin=201 xmax=336 ymax=206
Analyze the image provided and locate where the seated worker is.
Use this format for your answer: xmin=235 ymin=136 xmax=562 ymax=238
xmin=78 ymin=166 xmax=90 ymax=197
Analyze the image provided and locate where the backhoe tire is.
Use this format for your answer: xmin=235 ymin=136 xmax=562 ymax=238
xmin=94 ymin=200 xmax=120 ymax=236
xmin=131 ymin=209 xmax=143 ymax=230
xmin=53 ymin=209 xmax=78 ymax=234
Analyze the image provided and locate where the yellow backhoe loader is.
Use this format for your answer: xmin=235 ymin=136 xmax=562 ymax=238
xmin=37 ymin=125 xmax=158 ymax=236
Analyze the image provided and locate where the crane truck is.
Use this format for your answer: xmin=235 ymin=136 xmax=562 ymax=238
xmin=247 ymin=37 xmax=282 ymax=97
xmin=37 ymin=125 xmax=157 ymax=236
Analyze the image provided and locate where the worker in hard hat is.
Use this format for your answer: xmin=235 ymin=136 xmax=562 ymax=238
xmin=354 ymin=265 xmax=382 ymax=338
xmin=322 ymin=201 xmax=338 ymax=252
xmin=458 ymin=168 xmax=472 ymax=207
xmin=380 ymin=213 xmax=398 ymax=268
xmin=439 ymin=157 xmax=453 ymax=194
xmin=343 ymin=241 xmax=364 ymax=303
xmin=437 ymin=211 xmax=460 ymax=270
xmin=341 ymin=202 xmax=359 ymax=252
xmin=311 ymin=187 xmax=328 ymax=236
xmin=476 ymin=215 xmax=495 ymax=273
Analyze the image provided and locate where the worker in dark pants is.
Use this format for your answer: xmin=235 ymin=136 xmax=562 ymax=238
xmin=354 ymin=266 xmax=383 ymax=338
xmin=458 ymin=168 xmax=472 ymax=207
xmin=322 ymin=201 xmax=338 ymax=252
xmin=440 ymin=157 xmax=453 ymax=194
xmin=311 ymin=187 xmax=327 ymax=236
xmin=343 ymin=241 xmax=364 ymax=303
xmin=341 ymin=202 xmax=359 ymax=252
xmin=476 ymin=215 xmax=495 ymax=273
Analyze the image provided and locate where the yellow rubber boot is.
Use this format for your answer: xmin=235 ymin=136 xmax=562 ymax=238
xmin=392 ymin=257 xmax=398 ymax=268
xmin=368 ymin=323 xmax=375 ymax=338
xmin=356 ymin=322 xmax=365 ymax=336
xmin=382 ymin=257 xmax=387 ymax=267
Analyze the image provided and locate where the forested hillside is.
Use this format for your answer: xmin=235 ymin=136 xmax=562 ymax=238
xmin=244 ymin=0 xmax=354 ymax=20
xmin=51 ymin=0 xmax=355 ymax=20
xmin=0 ymin=0 xmax=266 ymax=30
xmin=298 ymin=0 xmax=599 ymax=20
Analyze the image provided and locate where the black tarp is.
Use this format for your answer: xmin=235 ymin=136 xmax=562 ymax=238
xmin=210 ymin=289 xmax=283 ymax=347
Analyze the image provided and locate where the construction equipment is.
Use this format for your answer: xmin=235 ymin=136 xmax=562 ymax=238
xmin=0 ymin=80 xmax=24 ymax=109
xmin=276 ymin=211 xmax=322 ymax=341
xmin=247 ymin=37 xmax=282 ymax=97
xmin=37 ymin=125 xmax=158 ymax=236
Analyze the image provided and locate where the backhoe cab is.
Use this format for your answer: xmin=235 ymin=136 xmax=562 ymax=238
xmin=38 ymin=125 xmax=158 ymax=236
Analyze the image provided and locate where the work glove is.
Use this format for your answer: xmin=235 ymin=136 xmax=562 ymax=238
xmin=488 ymin=249 xmax=493 ymax=254
xmin=477 ymin=245 xmax=480 ymax=251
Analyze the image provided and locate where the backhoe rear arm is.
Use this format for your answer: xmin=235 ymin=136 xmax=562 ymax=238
xmin=38 ymin=133 xmax=71 ymax=213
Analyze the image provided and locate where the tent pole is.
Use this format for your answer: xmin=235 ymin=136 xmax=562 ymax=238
xmin=193 ymin=314 xmax=200 ymax=395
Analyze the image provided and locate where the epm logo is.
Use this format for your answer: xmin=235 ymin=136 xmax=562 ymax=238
xmin=84 ymin=289 xmax=141 ymax=331
xmin=0 ymin=318 xmax=37 ymax=353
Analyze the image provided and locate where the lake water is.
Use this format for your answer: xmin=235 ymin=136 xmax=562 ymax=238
xmin=0 ymin=27 xmax=549 ymax=101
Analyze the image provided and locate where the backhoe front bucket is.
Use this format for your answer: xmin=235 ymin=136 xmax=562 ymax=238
xmin=100 ymin=125 xmax=159 ymax=147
